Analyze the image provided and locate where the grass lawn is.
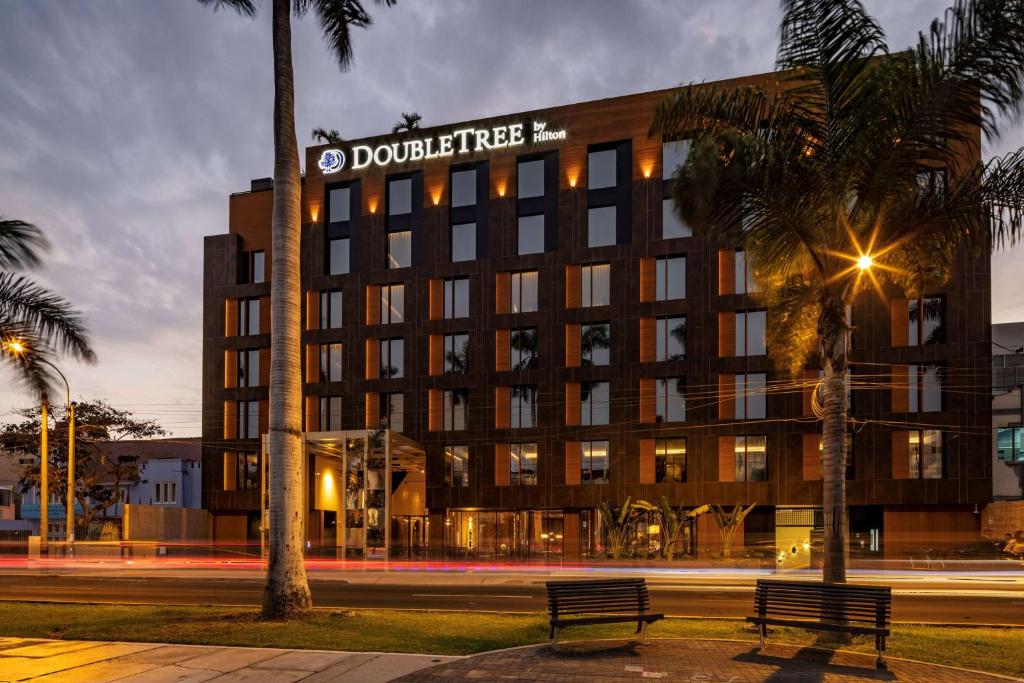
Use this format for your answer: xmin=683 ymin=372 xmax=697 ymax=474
xmin=0 ymin=602 xmax=1021 ymax=677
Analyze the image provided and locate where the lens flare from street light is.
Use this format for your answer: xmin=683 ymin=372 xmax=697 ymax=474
xmin=857 ymin=254 xmax=873 ymax=271
xmin=5 ymin=340 xmax=26 ymax=354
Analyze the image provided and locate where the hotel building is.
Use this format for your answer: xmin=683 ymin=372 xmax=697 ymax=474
xmin=202 ymin=74 xmax=992 ymax=563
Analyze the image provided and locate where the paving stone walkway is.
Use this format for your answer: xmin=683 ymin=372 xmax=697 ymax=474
xmin=394 ymin=639 xmax=1021 ymax=683
xmin=0 ymin=637 xmax=457 ymax=682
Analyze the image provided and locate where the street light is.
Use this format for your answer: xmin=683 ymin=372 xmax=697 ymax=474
xmin=857 ymin=254 xmax=874 ymax=271
xmin=2 ymin=340 xmax=75 ymax=550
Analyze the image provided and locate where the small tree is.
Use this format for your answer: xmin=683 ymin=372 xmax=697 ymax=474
xmin=311 ymin=127 xmax=343 ymax=144
xmin=712 ymin=503 xmax=756 ymax=559
xmin=657 ymin=499 xmax=710 ymax=560
xmin=597 ymin=497 xmax=634 ymax=559
xmin=392 ymin=111 xmax=422 ymax=133
xmin=0 ymin=400 xmax=165 ymax=535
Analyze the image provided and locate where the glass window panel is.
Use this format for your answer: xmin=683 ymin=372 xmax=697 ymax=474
xmin=921 ymin=297 xmax=944 ymax=344
xmin=747 ymin=311 xmax=766 ymax=356
xmin=747 ymin=373 xmax=766 ymax=419
xmin=921 ymin=430 xmax=943 ymax=478
xmin=320 ymin=396 xmax=343 ymax=431
xmin=511 ymin=271 xmax=538 ymax=313
xmin=510 ymin=328 xmax=538 ymax=370
xmin=662 ymin=140 xmax=689 ymax=180
xmin=588 ymin=149 xmax=617 ymax=189
xmin=519 ymin=443 xmax=538 ymax=485
xmin=662 ymin=199 xmax=690 ymax=238
xmin=583 ymin=440 xmax=610 ymax=484
xmin=446 ymin=445 xmax=469 ymax=487
xmin=320 ymin=343 xmax=343 ymax=382
xmin=444 ymin=333 xmax=469 ymax=374
xmin=451 ymin=222 xmax=476 ymax=262
xmin=518 ymin=159 xmax=544 ymax=198
xmin=246 ymin=401 xmax=259 ymax=439
xmin=656 ymin=256 xmax=685 ymax=301
xmin=381 ymin=284 xmax=404 ymax=323
xmin=582 ymin=381 xmax=610 ymax=426
xmin=388 ymin=178 xmax=411 ymax=216
xmin=517 ymin=214 xmax=545 ymax=255
xmin=329 ymin=238 xmax=349 ymax=275
xmin=587 ymin=206 xmax=616 ymax=247
xmin=329 ymin=187 xmax=350 ymax=222
xmin=329 ymin=290 xmax=343 ymax=328
xmin=581 ymin=323 xmax=610 ymax=366
xmin=747 ymin=435 xmax=767 ymax=481
xmin=451 ymin=169 xmax=477 ymax=207
xmin=381 ymin=338 xmax=403 ymax=379
xmin=582 ymin=263 xmax=610 ymax=307
xmin=385 ymin=393 xmax=404 ymax=432
xmin=511 ymin=386 xmax=536 ymax=428
xmin=251 ymin=251 xmax=265 ymax=283
xmin=388 ymin=230 xmax=412 ymax=269
xmin=445 ymin=277 xmax=469 ymax=318
xmin=656 ymin=378 xmax=686 ymax=422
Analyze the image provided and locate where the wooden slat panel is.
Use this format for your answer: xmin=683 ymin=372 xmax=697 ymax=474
xmin=891 ymin=430 xmax=910 ymax=480
xmin=224 ymin=299 xmax=238 ymax=337
xmin=306 ymin=344 xmax=319 ymax=383
xmin=639 ymin=317 xmax=655 ymax=363
xmin=365 ymin=339 xmax=380 ymax=380
xmin=564 ymin=382 xmax=581 ymax=426
xmin=718 ymin=249 xmax=735 ymax=295
xmin=565 ymin=264 xmax=581 ymax=309
xmin=366 ymin=284 xmax=381 ymax=325
xmin=639 ymin=378 xmax=656 ymax=424
xmin=305 ymin=395 xmax=319 ymax=432
xmin=429 ymin=335 xmax=443 ymax=376
xmin=258 ymin=296 xmax=271 ymax=335
xmin=639 ymin=439 xmax=655 ymax=484
xmin=718 ymin=374 xmax=735 ymax=420
xmin=718 ymin=311 xmax=736 ymax=357
xmin=891 ymin=298 xmax=909 ymax=347
xmin=802 ymin=433 xmax=821 ymax=481
xmin=222 ymin=452 xmax=237 ymax=491
xmin=428 ymin=389 xmax=442 ymax=432
xmin=564 ymin=441 xmax=581 ymax=486
xmin=365 ymin=392 xmax=379 ymax=429
xmin=258 ymin=399 xmax=268 ymax=436
xmin=495 ymin=386 xmax=510 ymax=429
xmin=223 ymin=401 xmax=237 ymax=440
xmin=495 ymin=272 xmax=511 ymax=314
xmin=639 ymin=257 xmax=655 ymax=302
xmin=428 ymin=278 xmax=443 ymax=320
xmin=718 ymin=436 xmax=736 ymax=482
xmin=494 ymin=444 xmax=510 ymax=487
xmin=306 ymin=290 xmax=320 ymax=331
xmin=565 ymin=324 xmax=581 ymax=368
xmin=258 ymin=347 xmax=270 ymax=386
xmin=495 ymin=329 xmax=511 ymax=372
xmin=891 ymin=365 xmax=909 ymax=413
xmin=224 ymin=350 xmax=237 ymax=388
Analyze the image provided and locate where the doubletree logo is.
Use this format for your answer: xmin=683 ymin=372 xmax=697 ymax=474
xmin=318 ymin=149 xmax=345 ymax=174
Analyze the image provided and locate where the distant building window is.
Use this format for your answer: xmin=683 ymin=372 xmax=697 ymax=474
xmin=380 ymin=284 xmax=404 ymax=324
xmin=909 ymin=296 xmax=945 ymax=345
xmin=581 ymin=322 xmax=610 ymax=366
xmin=388 ymin=230 xmax=412 ymax=269
xmin=581 ymin=381 xmax=610 ymax=426
xmin=388 ymin=178 xmax=412 ymax=216
xmin=511 ymin=271 xmax=539 ymax=313
xmin=581 ymin=440 xmax=610 ymax=484
xmin=444 ymin=277 xmax=469 ymax=319
xmin=328 ymin=186 xmax=351 ymax=222
xmin=445 ymin=446 xmax=469 ymax=487
xmin=510 ymin=386 xmax=537 ymax=429
xmin=451 ymin=222 xmax=476 ymax=262
xmin=582 ymin=263 xmax=611 ymax=307
xmin=735 ymin=435 xmax=767 ymax=481
xmin=320 ymin=396 xmax=343 ymax=430
xmin=517 ymin=214 xmax=545 ymax=255
xmin=656 ymin=378 xmax=685 ymax=423
xmin=587 ymin=206 xmax=616 ymax=247
xmin=518 ymin=159 xmax=544 ymax=198
xmin=380 ymin=338 xmax=404 ymax=379
xmin=909 ymin=429 xmax=943 ymax=479
xmin=735 ymin=311 xmax=767 ymax=356
xmin=153 ymin=481 xmax=177 ymax=505
xmin=238 ymin=349 xmax=260 ymax=388
xmin=329 ymin=238 xmax=349 ymax=275
xmin=656 ymin=316 xmax=686 ymax=361
xmin=451 ymin=168 xmax=477 ymax=208
xmin=238 ymin=298 xmax=260 ymax=336
xmin=656 ymin=438 xmax=687 ymax=483
xmin=588 ymin=149 xmax=617 ymax=189
xmin=662 ymin=140 xmax=689 ymax=180
xmin=655 ymin=256 xmax=685 ymax=301
xmin=997 ymin=427 xmax=1024 ymax=463
xmin=319 ymin=343 xmax=343 ymax=382
xmin=444 ymin=333 xmax=469 ymax=374
xmin=735 ymin=373 xmax=767 ymax=419
xmin=320 ymin=290 xmax=343 ymax=329
xmin=443 ymin=389 xmax=468 ymax=431
xmin=510 ymin=443 xmax=538 ymax=485
xmin=510 ymin=328 xmax=538 ymax=371
xmin=662 ymin=200 xmax=690 ymax=239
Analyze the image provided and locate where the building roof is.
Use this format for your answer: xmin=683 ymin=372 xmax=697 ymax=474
xmin=95 ymin=437 xmax=202 ymax=464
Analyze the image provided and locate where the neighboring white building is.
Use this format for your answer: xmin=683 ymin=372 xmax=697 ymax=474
xmin=993 ymin=323 xmax=1024 ymax=499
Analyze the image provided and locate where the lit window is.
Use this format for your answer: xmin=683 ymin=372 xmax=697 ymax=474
xmin=451 ymin=168 xmax=477 ymax=208
xmin=518 ymin=159 xmax=544 ymax=198
xmin=329 ymin=238 xmax=349 ymax=275
xmin=735 ymin=373 xmax=767 ymax=419
xmin=379 ymin=284 xmax=405 ymax=324
xmin=511 ymin=270 xmax=538 ymax=313
xmin=587 ymin=206 xmax=616 ymax=247
xmin=909 ymin=429 xmax=943 ymax=479
xmin=445 ymin=446 xmax=469 ymax=487
xmin=388 ymin=178 xmax=412 ymax=216
xmin=319 ymin=343 xmax=343 ymax=382
xmin=581 ymin=440 xmax=609 ymax=484
xmin=451 ymin=222 xmax=476 ymax=262
xmin=581 ymin=323 xmax=610 ymax=366
xmin=656 ymin=317 xmax=686 ymax=361
xmin=588 ymin=149 xmax=617 ymax=189
xmin=388 ymin=231 xmax=411 ymax=269
xmin=517 ymin=214 xmax=545 ymax=255
xmin=581 ymin=263 xmax=610 ymax=307
xmin=380 ymin=338 xmax=404 ymax=379
xmin=735 ymin=311 xmax=767 ymax=356
xmin=510 ymin=443 xmax=538 ymax=485
xmin=655 ymin=256 xmax=685 ymax=301
xmin=735 ymin=435 xmax=767 ymax=481
xmin=320 ymin=290 xmax=343 ymax=329
xmin=656 ymin=378 xmax=685 ymax=422
xmin=581 ymin=381 xmax=610 ymax=426
xmin=655 ymin=438 xmax=686 ymax=483
xmin=444 ymin=277 xmax=469 ymax=318
xmin=319 ymin=396 xmax=343 ymax=430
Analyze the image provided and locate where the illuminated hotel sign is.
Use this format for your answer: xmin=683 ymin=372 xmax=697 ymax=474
xmin=318 ymin=120 xmax=567 ymax=174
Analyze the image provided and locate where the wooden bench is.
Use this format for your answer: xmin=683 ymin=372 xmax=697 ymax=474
xmin=545 ymin=578 xmax=663 ymax=645
xmin=747 ymin=579 xmax=892 ymax=669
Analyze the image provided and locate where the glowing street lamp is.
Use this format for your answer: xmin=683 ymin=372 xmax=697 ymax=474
xmin=857 ymin=254 xmax=874 ymax=271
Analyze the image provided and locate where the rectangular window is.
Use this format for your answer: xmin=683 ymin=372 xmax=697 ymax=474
xmin=238 ymin=298 xmax=260 ymax=336
xmin=329 ymin=238 xmax=350 ymax=275
xmin=444 ymin=333 xmax=469 ymax=374
xmin=319 ymin=396 xmax=343 ymax=431
xmin=380 ymin=338 xmax=404 ymax=379
xmin=656 ymin=316 xmax=686 ymax=361
xmin=581 ymin=322 xmax=610 ymax=366
xmin=381 ymin=392 xmax=404 ymax=432
xmin=510 ymin=386 xmax=537 ymax=429
xmin=388 ymin=178 xmax=412 ymax=216
xmin=662 ymin=199 xmax=690 ymax=239
xmin=388 ymin=230 xmax=412 ymax=269
xmin=450 ymin=222 xmax=476 ymax=262
xmin=582 ymin=440 xmax=610 ymax=484
xmin=909 ymin=429 xmax=943 ymax=479
xmin=380 ymin=284 xmax=405 ymax=324
xmin=445 ymin=445 xmax=469 ymax=487
xmin=238 ymin=349 xmax=260 ymax=388
xmin=451 ymin=168 xmax=477 ymax=208
xmin=518 ymin=159 xmax=544 ymax=198
xmin=510 ymin=443 xmax=538 ymax=485
xmin=655 ymin=256 xmax=685 ymax=300
xmin=656 ymin=378 xmax=686 ymax=423
xmin=655 ymin=438 xmax=687 ymax=483
xmin=236 ymin=453 xmax=259 ymax=490
xmin=662 ymin=140 xmax=689 ymax=181
xmin=237 ymin=400 xmax=259 ymax=439
xmin=997 ymin=427 xmax=1024 ymax=463
xmin=328 ymin=186 xmax=351 ymax=222
xmin=154 ymin=481 xmax=177 ymax=504
xmin=734 ymin=250 xmax=757 ymax=293
xmin=908 ymin=365 xmax=943 ymax=412
xmin=510 ymin=328 xmax=538 ymax=370
xmin=517 ymin=214 xmax=545 ymax=255
xmin=320 ymin=290 xmax=343 ymax=329
xmin=581 ymin=381 xmax=610 ymax=426
xmin=443 ymin=389 xmax=468 ymax=431
xmin=735 ymin=311 xmax=767 ymax=356
xmin=511 ymin=270 xmax=539 ymax=313
xmin=587 ymin=205 xmax=616 ymax=247
xmin=444 ymin=277 xmax=469 ymax=319
xmin=909 ymin=296 xmax=945 ymax=345
xmin=581 ymin=263 xmax=611 ymax=307
xmin=735 ymin=373 xmax=767 ymax=419
xmin=735 ymin=435 xmax=768 ymax=481
xmin=319 ymin=343 xmax=343 ymax=382
xmin=588 ymin=149 xmax=617 ymax=189
xmin=249 ymin=251 xmax=265 ymax=284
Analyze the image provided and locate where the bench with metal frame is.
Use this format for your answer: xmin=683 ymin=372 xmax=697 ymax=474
xmin=746 ymin=578 xmax=892 ymax=669
xmin=545 ymin=578 xmax=664 ymax=646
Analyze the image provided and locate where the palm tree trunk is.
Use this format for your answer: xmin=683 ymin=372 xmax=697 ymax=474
xmin=262 ymin=0 xmax=312 ymax=619
xmin=819 ymin=298 xmax=850 ymax=584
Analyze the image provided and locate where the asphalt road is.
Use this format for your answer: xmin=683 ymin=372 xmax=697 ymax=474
xmin=0 ymin=573 xmax=1020 ymax=625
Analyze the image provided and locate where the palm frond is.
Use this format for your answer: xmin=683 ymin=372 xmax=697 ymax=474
xmin=311 ymin=127 xmax=343 ymax=144
xmin=0 ymin=218 xmax=48 ymax=271
xmin=294 ymin=0 xmax=374 ymax=70
xmin=196 ymin=0 xmax=257 ymax=17
xmin=0 ymin=273 xmax=95 ymax=363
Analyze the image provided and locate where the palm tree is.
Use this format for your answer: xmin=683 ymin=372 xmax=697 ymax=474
xmin=392 ymin=111 xmax=422 ymax=134
xmin=652 ymin=0 xmax=1024 ymax=583
xmin=197 ymin=0 xmax=395 ymax=619
xmin=0 ymin=218 xmax=94 ymax=394
xmin=311 ymin=127 xmax=343 ymax=144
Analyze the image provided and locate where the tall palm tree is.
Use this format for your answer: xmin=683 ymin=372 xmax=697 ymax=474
xmin=311 ymin=127 xmax=343 ymax=144
xmin=0 ymin=218 xmax=94 ymax=394
xmin=197 ymin=0 xmax=395 ymax=619
xmin=392 ymin=111 xmax=422 ymax=134
xmin=652 ymin=0 xmax=1024 ymax=583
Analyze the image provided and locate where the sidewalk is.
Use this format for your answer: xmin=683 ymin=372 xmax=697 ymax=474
xmin=0 ymin=637 xmax=458 ymax=682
